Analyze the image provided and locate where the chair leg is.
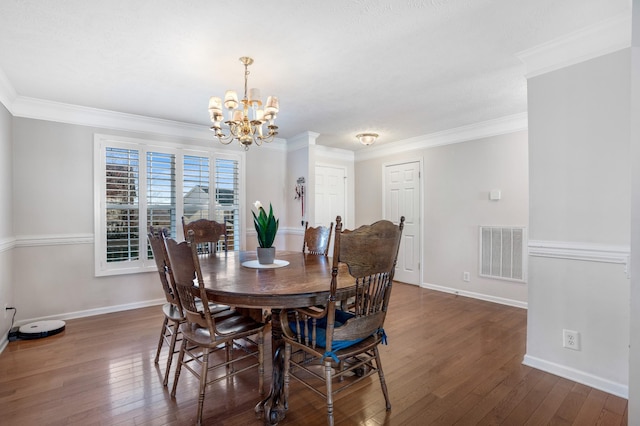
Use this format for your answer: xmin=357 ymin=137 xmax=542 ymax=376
xmin=283 ymin=343 xmax=292 ymax=406
xmin=324 ymin=360 xmax=334 ymax=426
xmin=225 ymin=341 xmax=235 ymax=374
xmin=163 ymin=320 xmax=179 ymax=387
xmin=258 ymin=331 xmax=265 ymax=395
xmin=196 ymin=347 xmax=211 ymax=426
xmin=171 ymin=338 xmax=187 ymax=398
xmin=155 ymin=317 xmax=169 ymax=364
xmin=374 ymin=346 xmax=391 ymax=410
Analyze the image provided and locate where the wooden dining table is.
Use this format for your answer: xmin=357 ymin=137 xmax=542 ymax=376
xmin=198 ymin=250 xmax=353 ymax=425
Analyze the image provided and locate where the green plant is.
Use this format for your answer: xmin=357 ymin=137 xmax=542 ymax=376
xmin=252 ymin=201 xmax=279 ymax=248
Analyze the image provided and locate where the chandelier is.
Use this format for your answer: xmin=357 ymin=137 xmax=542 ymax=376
xmin=208 ymin=57 xmax=279 ymax=150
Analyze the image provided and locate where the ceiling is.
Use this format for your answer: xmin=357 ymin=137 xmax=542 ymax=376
xmin=0 ymin=0 xmax=631 ymax=151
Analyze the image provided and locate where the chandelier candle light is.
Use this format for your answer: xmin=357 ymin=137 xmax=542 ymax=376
xmin=209 ymin=57 xmax=279 ymax=150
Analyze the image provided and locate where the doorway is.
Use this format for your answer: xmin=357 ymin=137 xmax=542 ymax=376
xmin=383 ymin=161 xmax=421 ymax=285
xmin=315 ymin=165 xmax=346 ymax=255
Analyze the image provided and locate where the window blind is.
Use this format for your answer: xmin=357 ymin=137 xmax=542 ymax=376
xmin=183 ymin=155 xmax=211 ymax=223
xmin=105 ymin=147 xmax=140 ymax=263
xmin=147 ymin=152 xmax=176 ymax=236
xmin=215 ymin=158 xmax=240 ymax=251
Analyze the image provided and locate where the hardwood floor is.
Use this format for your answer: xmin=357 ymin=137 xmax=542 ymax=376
xmin=0 ymin=284 xmax=628 ymax=425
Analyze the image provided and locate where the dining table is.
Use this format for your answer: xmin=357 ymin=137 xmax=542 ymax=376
xmin=197 ymin=249 xmax=353 ymax=425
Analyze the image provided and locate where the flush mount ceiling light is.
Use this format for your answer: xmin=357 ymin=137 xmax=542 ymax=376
xmin=356 ymin=133 xmax=378 ymax=146
xmin=208 ymin=57 xmax=279 ymax=151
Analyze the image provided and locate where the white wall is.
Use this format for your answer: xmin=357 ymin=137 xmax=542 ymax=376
xmin=10 ymin=118 xmax=285 ymax=322
xmin=525 ymin=49 xmax=631 ymax=397
xmin=354 ymin=130 xmax=529 ymax=306
xmin=10 ymin=119 xmax=167 ymax=320
xmin=0 ymin=102 xmax=13 ymax=346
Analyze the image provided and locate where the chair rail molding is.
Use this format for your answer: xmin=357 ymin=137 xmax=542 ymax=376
xmin=15 ymin=233 xmax=94 ymax=247
xmin=528 ymin=240 xmax=630 ymax=278
xmin=0 ymin=236 xmax=16 ymax=253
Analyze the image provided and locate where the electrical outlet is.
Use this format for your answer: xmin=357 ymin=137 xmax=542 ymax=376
xmin=463 ymin=272 xmax=470 ymax=282
xmin=563 ymin=329 xmax=580 ymax=351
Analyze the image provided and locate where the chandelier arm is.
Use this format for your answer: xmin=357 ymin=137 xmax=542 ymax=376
xmin=216 ymin=133 xmax=235 ymax=145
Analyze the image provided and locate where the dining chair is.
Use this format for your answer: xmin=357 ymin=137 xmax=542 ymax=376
xmin=147 ymin=227 xmax=231 ymax=387
xmin=302 ymin=221 xmax=334 ymax=256
xmin=181 ymin=216 xmax=228 ymax=254
xmin=281 ymin=215 xmax=405 ymax=426
xmin=165 ymin=231 xmax=265 ymax=426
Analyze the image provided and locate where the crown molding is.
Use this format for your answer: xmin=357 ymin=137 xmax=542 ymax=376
xmin=285 ymin=131 xmax=320 ymax=152
xmin=3 ymin=92 xmax=289 ymax=150
xmin=0 ymin=67 xmax=17 ymax=113
xmin=315 ymin=144 xmax=355 ymax=163
xmin=517 ymin=13 xmax=632 ymax=78
xmin=355 ymin=112 xmax=528 ymax=162
xmin=11 ymin=96 xmax=217 ymax=140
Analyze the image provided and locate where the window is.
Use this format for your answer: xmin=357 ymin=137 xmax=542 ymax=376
xmin=214 ymin=158 xmax=240 ymax=251
xmin=94 ymin=134 xmax=243 ymax=276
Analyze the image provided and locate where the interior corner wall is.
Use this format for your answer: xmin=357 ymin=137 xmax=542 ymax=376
xmin=628 ymin=0 xmax=640 ymax=419
xmin=245 ymin=146 xmax=287 ymax=250
xmin=526 ymin=49 xmax=631 ymax=397
xmin=283 ymin=145 xmax=309 ymax=250
xmin=355 ymin=130 xmax=529 ymax=306
xmin=0 ymin=101 xmax=13 ymax=343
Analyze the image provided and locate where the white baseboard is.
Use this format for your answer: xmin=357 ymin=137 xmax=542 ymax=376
xmin=8 ymin=298 xmax=165 ymax=328
xmin=421 ymin=282 xmax=528 ymax=309
xmin=0 ymin=298 xmax=164 ymax=355
xmin=523 ymin=354 xmax=628 ymax=399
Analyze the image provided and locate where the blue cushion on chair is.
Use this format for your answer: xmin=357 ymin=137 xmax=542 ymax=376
xmin=289 ymin=309 xmax=365 ymax=351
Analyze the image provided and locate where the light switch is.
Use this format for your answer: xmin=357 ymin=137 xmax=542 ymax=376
xmin=489 ymin=189 xmax=501 ymax=201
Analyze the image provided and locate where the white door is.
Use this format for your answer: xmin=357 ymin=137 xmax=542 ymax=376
xmin=384 ymin=161 xmax=421 ymax=285
xmin=315 ymin=165 xmax=346 ymax=253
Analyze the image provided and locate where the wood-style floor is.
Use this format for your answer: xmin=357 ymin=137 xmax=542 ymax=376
xmin=0 ymin=284 xmax=628 ymax=425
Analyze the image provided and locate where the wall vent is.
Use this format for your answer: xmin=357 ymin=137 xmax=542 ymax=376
xmin=479 ymin=226 xmax=527 ymax=283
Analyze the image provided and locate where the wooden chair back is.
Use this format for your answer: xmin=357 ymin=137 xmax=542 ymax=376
xmin=181 ymin=217 xmax=228 ymax=253
xmin=302 ymin=221 xmax=333 ymax=256
xmin=327 ymin=215 xmax=405 ymax=347
xmin=164 ymin=231 xmax=217 ymax=336
xmin=148 ymin=227 xmax=178 ymax=306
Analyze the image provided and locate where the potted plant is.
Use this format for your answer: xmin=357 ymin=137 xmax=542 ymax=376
xmin=252 ymin=201 xmax=279 ymax=264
